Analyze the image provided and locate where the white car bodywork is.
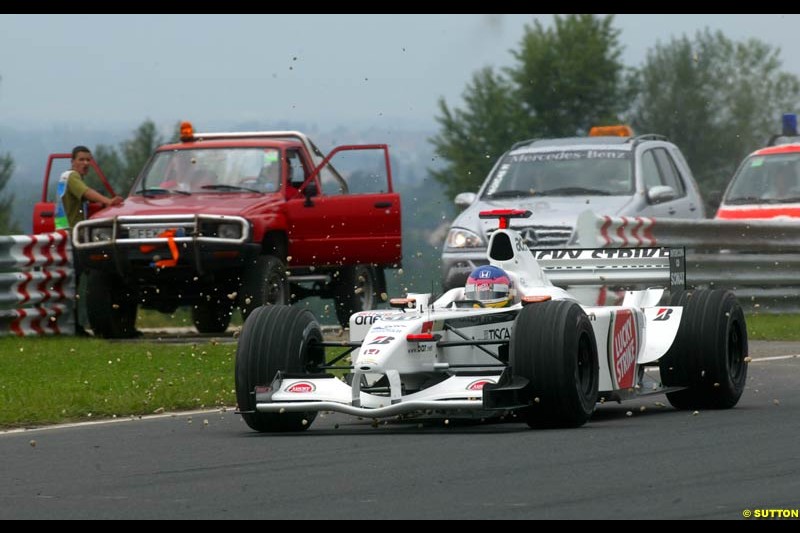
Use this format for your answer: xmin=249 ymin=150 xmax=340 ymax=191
xmin=253 ymin=212 xmax=685 ymax=420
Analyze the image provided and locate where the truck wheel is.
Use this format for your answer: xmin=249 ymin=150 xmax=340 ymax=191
xmin=235 ymin=305 xmax=325 ymax=432
xmin=510 ymin=300 xmax=599 ymax=428
xmin=192 ymin=284 xmax=234 ymax=334
xmin=333 ymin=265 xmax=382 ymax=327
xmin=239 ymin=255 xmax=288 ymax=320
xmin=86 ymin=270 xmax=139 ymax=339
xmin=659 ymin=289 xmax=748 ymax=409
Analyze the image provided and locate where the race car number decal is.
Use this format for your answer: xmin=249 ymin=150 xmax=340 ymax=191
xmin=610 ymin=310 xmax=638 ymax=390
xmin=285 ymin=382 xmax=316 ymax=393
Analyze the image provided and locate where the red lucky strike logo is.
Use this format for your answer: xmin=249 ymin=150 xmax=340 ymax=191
xmin=466 ymin=379 xmax=495 ymax=391
xmin=611 ymin=310 xmax=638 ymax=389
xmin=286 ymin=381 xmax=316 ymax=393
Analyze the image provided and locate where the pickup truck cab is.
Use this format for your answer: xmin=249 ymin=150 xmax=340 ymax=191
xmin=44 ymin=123 xmax=402 ymax=337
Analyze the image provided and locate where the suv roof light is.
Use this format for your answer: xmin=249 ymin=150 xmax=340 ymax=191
xmin=180 ymin=121 xmax=195 ymax=142
xmin=783 ymin=113 xmax=798 ymax=136
xmin=768 ymin=113 xmax=800 ymax=146
xmin=589 ymin=125 xmax=634 ymax=137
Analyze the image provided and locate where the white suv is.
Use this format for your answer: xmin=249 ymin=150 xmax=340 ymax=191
xmin=441 ymin=130 xmax=706 ymax=290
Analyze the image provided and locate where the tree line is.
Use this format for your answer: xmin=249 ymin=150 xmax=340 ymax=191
xmin=430 ymin=14 xmax=800 ymax=203
xmin=2 ymin=15 xmax=799 ymax=235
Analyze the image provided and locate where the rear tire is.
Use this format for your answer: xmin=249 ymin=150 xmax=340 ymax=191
xmin=86 ymin=270 xmax=138 ymax=339
xmin=333 ymin=265 xmax=382 ymax=327
xmin=510 ymin=300 xmax=599 ymax=428
xmin=239 ymin=255 xmax=288 ymax=320
xmin=192 ymin=283 xmax=234 ymax=334
xmin=659 ymin=289 xmax=748 ymax=409
xmin=235 ymin=305 xmax=325 ymax=432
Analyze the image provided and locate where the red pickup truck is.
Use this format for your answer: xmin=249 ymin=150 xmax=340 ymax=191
xmin=36 ymin=124 xmax=402 ymax=337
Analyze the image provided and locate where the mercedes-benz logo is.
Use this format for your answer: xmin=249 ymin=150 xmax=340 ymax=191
xmin=520 ymin=228 xmax=539 ymax=247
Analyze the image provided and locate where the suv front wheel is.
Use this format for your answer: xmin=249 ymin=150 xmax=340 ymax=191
xmin=86 ymin=270 xmax=139 ymax=339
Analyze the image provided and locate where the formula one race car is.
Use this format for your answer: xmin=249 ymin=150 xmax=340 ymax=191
xmin=235 ymin=210 xmax=749 ymax=432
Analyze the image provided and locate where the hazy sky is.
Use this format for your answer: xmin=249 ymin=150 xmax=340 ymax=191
xmin=1 ymin=14 xmax=799 ymax=131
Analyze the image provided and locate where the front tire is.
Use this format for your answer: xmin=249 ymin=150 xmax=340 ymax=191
xmin=510 ymin=300 xmax=599 ymax=428
xmin=235 ymin=305 xmax=325 ymax=432
xmin=86 ymin=270 xmax=138 ymax=339
xmin=659 ymin=289 xmax=748 ymax=409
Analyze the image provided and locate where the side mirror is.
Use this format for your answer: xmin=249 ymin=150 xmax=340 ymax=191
xmin=302 ymin=180 xmax=318 ymax=207
xmin=647 ymin=185 xmax=677 ymax=204
xmin=454 ymin=192 xmax=476 ymax=208
xmin=304 ymin=180 xmax=318 ymax=197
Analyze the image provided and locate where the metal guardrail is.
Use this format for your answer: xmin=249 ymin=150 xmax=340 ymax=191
xmin=574 ymin=210 xmax=800 ymax=313
xmin=0 ymin=231 xmax=74 ymax=336
xmin=574 ymin=210 xmax=800 ymax=250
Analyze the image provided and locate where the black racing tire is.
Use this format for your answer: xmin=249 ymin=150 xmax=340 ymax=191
xmin=192 ymin=284 xmax=235 ymax=334
xmin=659 ymin=289 xmax=748 ymax=409
xmin=510 ymin=300 xmax=599 ymax=428
xmin=86 ymin=270 xmax=138 ymax=339
xmin=333 ymin=265 xmax=383 ymax=327
xmin=238 ymin=255 xmax=288 ymax=320
xmin=235 ymin=305 xmax=325 ymax=432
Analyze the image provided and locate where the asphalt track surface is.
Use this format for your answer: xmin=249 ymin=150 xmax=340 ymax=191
xmin=1 ymin=342 xmax=798 ymax=520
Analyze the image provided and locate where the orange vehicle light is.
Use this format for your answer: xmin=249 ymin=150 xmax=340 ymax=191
xmin=589 ymin=125 xmax=633 ymax=137
xmin=180 ymin=121 xmax=194 ymax=141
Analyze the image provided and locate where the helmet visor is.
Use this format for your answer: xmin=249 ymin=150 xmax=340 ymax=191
xmin=465 ymin=282 xmax=509 ymax=301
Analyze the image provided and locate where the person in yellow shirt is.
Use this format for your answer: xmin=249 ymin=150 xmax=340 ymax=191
xmin=55 ymin=146 xmax=124 ymax=336
xmin=55 ymin=146 xmax=123 ymax=229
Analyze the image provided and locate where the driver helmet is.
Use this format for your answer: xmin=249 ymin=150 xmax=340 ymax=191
xmin=465 ymin=265 xmax=514 ymax=308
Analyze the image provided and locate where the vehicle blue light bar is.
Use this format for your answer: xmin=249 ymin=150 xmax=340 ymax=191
xmin=782 ymin=113 xmax=797 ymax=136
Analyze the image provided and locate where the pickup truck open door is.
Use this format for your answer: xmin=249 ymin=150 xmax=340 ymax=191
xmin=284 ymin=144 xmax=401 ymax=267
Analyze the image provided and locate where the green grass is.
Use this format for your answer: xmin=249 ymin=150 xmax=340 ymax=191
xmin=0 ymin=311 xmax=794 ymax=429
xmin=134 ymin=297 xmax=345 ymax=329
xmin=746 ymin=313 xmax=800 ymax=341
xmin=0 ymin=337 xmax=236 ymax=428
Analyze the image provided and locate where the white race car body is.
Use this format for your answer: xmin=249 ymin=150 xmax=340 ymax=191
xmin=250 ymin=211 xmax=689 ymax=421
xmin=237 ymin=209 xmax=746 ymax=431
xmin=265 ymin=298 xmax=681 ymax=417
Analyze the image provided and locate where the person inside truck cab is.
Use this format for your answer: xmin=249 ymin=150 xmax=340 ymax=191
xmin=256 ymin=162 xmax=280 ymax=192
xmin=160 ymin=151 xmax=196 ymax=191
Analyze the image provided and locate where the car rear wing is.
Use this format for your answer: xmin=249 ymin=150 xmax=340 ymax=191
xmin=531 ymin=247 xmax=686 ymax=289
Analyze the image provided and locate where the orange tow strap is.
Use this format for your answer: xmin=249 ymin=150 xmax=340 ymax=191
xmin=139 ymin=229 xmax=180 ymax=268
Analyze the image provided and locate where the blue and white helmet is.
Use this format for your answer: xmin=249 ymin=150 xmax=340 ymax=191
xmin=465 ymin=265 xmax=514 ymax=308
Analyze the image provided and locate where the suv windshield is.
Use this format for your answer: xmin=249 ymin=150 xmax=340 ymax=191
xmin=724 ymin=153 xmax=800 ymax=205
xmin=136 ymin=147 xmax=281 ymax=194
xmin=482 ymin=149 xmax=633 ymax=199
